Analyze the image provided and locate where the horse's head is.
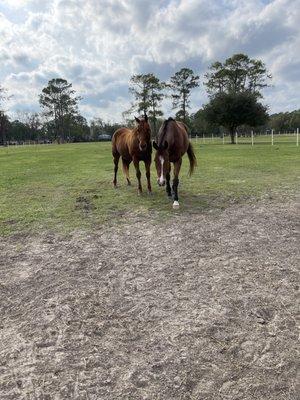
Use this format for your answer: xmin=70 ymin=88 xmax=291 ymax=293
xmin=153 ymin=140 xmax=169 ymax=186
xmin=135 ymin=115 xmax=151 ymax=151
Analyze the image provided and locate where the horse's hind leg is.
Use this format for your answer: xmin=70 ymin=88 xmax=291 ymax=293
xmin=113 ymin=152 xmax=120 ymax=187
xmin=122 ymin=158 xmax=131 ymax=185
xmin=172 ymin=159 xmax=182 ymax=209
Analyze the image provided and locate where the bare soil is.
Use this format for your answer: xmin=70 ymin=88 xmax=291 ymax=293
xmin=0 ymin=197 xmax=299 ymax=400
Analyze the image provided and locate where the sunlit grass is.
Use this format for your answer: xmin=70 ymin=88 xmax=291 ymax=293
xmin=0 ymin=139 xmax=299 ymax=235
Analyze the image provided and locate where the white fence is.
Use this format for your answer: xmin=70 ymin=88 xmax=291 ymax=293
xmin=193 ymin=128 xmax=299 ymax=146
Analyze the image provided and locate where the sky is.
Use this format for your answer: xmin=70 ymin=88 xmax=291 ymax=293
xmin=0 ymin=0 xmax=299 ymax=122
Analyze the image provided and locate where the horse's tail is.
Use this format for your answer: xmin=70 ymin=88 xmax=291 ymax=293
xmin=187 ymin=142 xmax=197 ymax=176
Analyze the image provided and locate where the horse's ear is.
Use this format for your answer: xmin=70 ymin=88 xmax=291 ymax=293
xmin=144 ymin=113 xmax=148 ymax=122
xmin=153 ymin=141 xmax=159 ymax=150
xmin=135 ymin=116 xmax=140 ymax=124
xmin=164 ymin=141 xmax=168 ymax=150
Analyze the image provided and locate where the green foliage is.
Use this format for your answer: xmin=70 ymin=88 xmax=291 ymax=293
xmin=204 ymin=53 xmax=271 ymax=98
xmin=269 ymin=110 xmax=300 ymax=132
xmin=0 ymin=111 xmax=9 ymax=146
xmin=90 ymin=118 xmax=122 ymax=140
xmin=189 ymin=109 xmax=220 ymax=136
xmin=8 ymin=120 xmax=29 ymax=142
xmin=203 ymin=92 xmax=269 ymax=143
xmin=66 ymin=115 xmax=90 ymax=142
xmin=0 ymin=85 xmax=10 ymax=146
xmin=39 ymin=78 xmax=81 ymax=142
xmin=169 ymin=68 xmax=199 ymax=123
xmin=128 ymin=73 xmax=165 ymax=134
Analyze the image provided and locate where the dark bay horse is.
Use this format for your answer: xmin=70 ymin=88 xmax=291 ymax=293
xmin=153 ymin=117 xmax=196 ymax=208
xmin=112 ymin=115 xmax=152 ymax=194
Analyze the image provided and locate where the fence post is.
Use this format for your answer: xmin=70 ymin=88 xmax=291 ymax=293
xmin=222 ymin=133 xmax=225 ymax=145
xmin=203 ymin=134 xmax=205 ymax=144
xmin=271 ymin=129 xmax=274 ymax=146
xmin=297 ymin=128 xmax=299 ymax=147
xmin=251 ymin=130 xmax=254 ymax=146
xmin=196 ymin=134 xmax=198 ymax=144
xmin=235 ymin=131 xmax=238 ymax=144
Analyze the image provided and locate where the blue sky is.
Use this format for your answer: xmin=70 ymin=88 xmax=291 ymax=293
xmin=0 ymin=0 xmax=299 ymax=122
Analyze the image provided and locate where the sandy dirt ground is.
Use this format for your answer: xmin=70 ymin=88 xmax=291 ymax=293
xmin=0 ymin=197 xmax=299 ymax=400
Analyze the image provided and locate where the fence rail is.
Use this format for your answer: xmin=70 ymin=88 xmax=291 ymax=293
xmin=192 ymin=130 xmax=299 ymax=146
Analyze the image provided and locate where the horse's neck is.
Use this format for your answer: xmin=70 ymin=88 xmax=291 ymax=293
xmin=131 ymin=127 xmax=138 ymax=137
xmin=130 ymin=128 xmax=139 ymax=142
xmin=160 ymin=123 xmax=175 ymax=147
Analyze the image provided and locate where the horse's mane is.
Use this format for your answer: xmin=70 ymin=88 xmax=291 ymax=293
xmin=158 ymin=117 xmax=175 ymax=146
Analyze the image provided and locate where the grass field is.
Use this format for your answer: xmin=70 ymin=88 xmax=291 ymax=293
xmin=0 ymin=139 xmax=299 ymax=235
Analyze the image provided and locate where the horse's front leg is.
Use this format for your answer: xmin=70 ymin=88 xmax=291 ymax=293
xmin=172 ymin=158 xmax=182 ymax=209
xmin=144 ymin=159 xmax=152 ymax=194
xmin=133 ymin=158 xmax=142 ymax=195
xmin=166 ymin=163 xmax=172 ymax=198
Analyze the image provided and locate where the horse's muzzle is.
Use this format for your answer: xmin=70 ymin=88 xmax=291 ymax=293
xmin=157 ymin=178 xmax=165 ymax=187
xmin=139 ymin=144 xmax=147 ymax=151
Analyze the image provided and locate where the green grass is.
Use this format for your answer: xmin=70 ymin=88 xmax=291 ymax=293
xmin=0 ymin=139 xmax=299 ymax=235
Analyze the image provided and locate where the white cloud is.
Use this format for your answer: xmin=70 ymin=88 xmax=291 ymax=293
xmin=0 ymin=0 xmax=299 ymax=121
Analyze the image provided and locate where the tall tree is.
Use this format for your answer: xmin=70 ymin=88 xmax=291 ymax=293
xmin=128 ymin=73 xmax=165 ymax=134
xmin=39 ymin=78 xmax=81 ymax=143
xmin=203 ymin=91 xmax=269 ymax=144
xmin=169 ymin=68 xmax=199 ymax=124
xmin=205 ymin=53 xmax=271 ymax=98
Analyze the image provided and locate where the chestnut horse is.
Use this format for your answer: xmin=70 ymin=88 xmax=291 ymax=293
xmin=153 ymin=117 xmax=196 ymax=208
xmin=112 ymin=115 xmax=152 ymax=194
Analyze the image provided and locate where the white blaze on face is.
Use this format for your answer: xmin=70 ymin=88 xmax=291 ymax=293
xmin=159 ymin=156 xmax=164 ymax=185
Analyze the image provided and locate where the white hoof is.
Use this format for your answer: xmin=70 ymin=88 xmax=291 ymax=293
xmin=173 ymin=201 xmax=180 ymax=209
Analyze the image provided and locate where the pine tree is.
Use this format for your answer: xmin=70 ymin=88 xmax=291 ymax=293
xmin=169 ymin=68 xmax=199 ymax=124
xmin=39 ymin=78 xmax=81 ymax=143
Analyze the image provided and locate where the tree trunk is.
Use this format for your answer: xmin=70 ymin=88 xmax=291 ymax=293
xmin=230 ymin=128 xmax=235 ymax=144
xmin=152 ymin=105 xmax=157 ymax=137
xmin=183 ymin=94 xmax=186 ymax=124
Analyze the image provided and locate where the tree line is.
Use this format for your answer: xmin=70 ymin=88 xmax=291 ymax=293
xmin=0 ymin=53 xmax=298 ymax=146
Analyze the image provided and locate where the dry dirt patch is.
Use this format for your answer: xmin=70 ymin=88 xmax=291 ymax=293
xmin=0 ymin=198 xmax=299 ymax=400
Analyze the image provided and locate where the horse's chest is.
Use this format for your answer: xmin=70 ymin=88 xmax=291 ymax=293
xmin=169 ymin=149 xmax=181 ymax=163
xmin=130 ymin=144 xmax=151 ymax=161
